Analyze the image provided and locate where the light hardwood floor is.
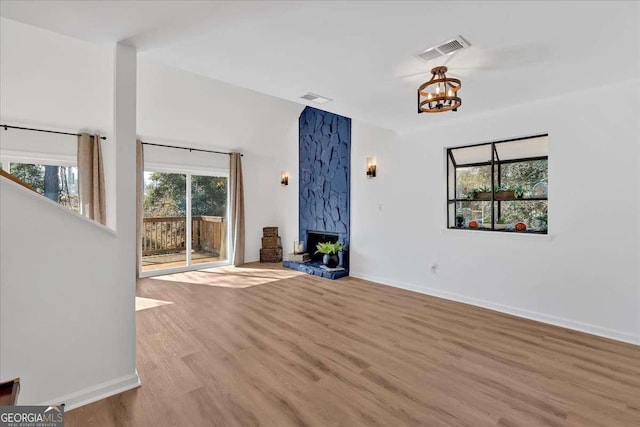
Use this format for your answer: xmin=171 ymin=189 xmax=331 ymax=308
xmin=66 ymin=263 xmax=640 ymax=426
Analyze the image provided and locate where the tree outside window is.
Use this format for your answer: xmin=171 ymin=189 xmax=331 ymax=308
xmin=4 ymin=162 xmax=79 ymax=213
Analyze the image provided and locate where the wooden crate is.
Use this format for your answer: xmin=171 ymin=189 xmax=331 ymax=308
xmin=262 ymin=227 xmax=279 ymax=237
xmin=261 ymin=236 xmax=281 ymax=249
xmin=260 ymin=248 xmax=282 ymax=262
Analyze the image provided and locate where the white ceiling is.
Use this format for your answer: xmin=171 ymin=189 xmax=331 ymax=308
xmin=1 ymin=1 xmax=638 ymax=133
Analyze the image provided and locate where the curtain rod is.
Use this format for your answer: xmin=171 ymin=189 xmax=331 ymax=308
xmin=1 ymin=124 xmax=107 ymax=140
xmin=141 ymin=141 xmax=242 ymax=156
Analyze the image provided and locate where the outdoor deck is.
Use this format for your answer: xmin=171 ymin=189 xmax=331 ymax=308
xmin=142 ymin=251 xmax=225 ymax=271
xmin=141 ymin=215 xmax=225 ymax=272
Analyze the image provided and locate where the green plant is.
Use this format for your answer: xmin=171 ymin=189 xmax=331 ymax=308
xmin=466 ymin=189 xmax=478 ymax=199
xmin=494 ymin=184 xmax=525 ymax=198
xmin=467 ymin=184 xmax=527 ymax=200
xmin=496 ymin=217 xmax=506 ymax=224
xmin=467 ymin=186 xmax=491 ymax=199
xmin=511 ymin=184 xmax=525 ymax=198
xmin=315 ymin=241 xmax=345 ymax=255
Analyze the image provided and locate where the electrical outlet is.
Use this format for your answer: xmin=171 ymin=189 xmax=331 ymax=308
xmin=430 ymin=263 xmax=438 ymax=274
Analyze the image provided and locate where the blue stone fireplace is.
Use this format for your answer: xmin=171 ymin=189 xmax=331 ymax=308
xmin=284 ymin=106 xmax=351 ymax=279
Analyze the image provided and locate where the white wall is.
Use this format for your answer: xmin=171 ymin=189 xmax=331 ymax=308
xmin=637 ymin=4 xmax=640 ymax=342
xmin=111 ymin=42 xmax=139 ymax=405
xmin=351 ymin=80 xmax=640 ymax=345
xmin=137 ymin=58 xmax=303 ymax=261
xmin=0 ymin=20 xmax=138 ymax=407
xmin=0 ymin=17 xmax=117 ymax=227
xmin=0 ymin=181 xmax=140 ymax=407
xmin=0 ymin=18 xmax=113 ymax=132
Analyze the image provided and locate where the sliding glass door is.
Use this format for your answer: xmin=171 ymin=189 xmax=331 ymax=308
xmin=141 ymin=169 xmax=228 ymax=275
xmin=191 ymin=175 xmax=228 ymax=265
xmin=141 ymin=171 xmax=187 ymax=272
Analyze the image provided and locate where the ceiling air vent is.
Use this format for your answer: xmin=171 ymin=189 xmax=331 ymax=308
xmin=301 ymin=92 xmax=332 ymax=104
xmin=416 ymin=48 xmax=442 ymax=63
xmin=417 ymin=35 xmax=471 ymax=63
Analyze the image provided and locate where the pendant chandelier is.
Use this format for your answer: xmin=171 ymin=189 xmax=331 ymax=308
xmin=417 ymin=66 xmax=461 ymax=113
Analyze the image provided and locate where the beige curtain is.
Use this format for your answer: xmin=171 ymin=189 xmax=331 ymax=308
xmin=77 ymin=133 xmax=106 ymax=225
xmin=136 ymin=140 xmax=144 ymax=276
xmin=229 ymin=153 xmax=245 ymax=266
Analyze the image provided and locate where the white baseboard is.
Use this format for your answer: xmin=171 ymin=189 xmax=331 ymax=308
xmin=42 ymin=371 xmax=141 ymax=411
xmin=350 ymin=271 xmax=639 ymax=346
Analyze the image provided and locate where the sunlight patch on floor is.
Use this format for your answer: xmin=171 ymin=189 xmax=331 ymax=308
xmin=148 ymin=264 xmax=305 ymax=288
xmin=135 ymin=296 xmax=174 ymax=311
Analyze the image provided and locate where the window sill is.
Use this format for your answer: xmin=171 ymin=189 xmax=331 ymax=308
xmin=441 ymin=227 xmax=554 ymax=241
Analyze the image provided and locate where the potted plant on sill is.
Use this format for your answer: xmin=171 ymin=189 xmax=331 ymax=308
xmin=495 ymin=184 xmax=525 ymax=200
xmin=512 ymin=184 xmax=525 ymax=199
xmin=494 ymin=185 xmax=515 ymax=200
xmin=468 ymin=185 xmax=525 ymax=201
xmin=467 ymin=186 xmax=492 ymax=200
xmin=315 ymin=242 xmax=345 ymax=268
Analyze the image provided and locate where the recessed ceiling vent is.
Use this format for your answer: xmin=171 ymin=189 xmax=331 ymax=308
xmin=301 ymin=92 xmax=332 ymax=104
xmin=417 ymin=35 xmax=471 ymax=63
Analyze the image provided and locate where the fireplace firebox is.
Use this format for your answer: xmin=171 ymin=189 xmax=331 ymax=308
xmin=306 ymin=231 xmax=339 ymax=261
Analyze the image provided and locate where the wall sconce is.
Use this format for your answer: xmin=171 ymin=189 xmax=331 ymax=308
xmin=280 ymin=171 xmax=289 ymax=186
xmin=366 ymin=157 xmax=376 ymax=178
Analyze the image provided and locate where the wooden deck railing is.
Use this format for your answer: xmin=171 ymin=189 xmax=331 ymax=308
xmin=142 ymin=216 xmax=225 ymax=256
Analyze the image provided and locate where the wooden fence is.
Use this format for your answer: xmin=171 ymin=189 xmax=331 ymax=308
xmin=142 ymin=216 xmax=225 ymax=256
